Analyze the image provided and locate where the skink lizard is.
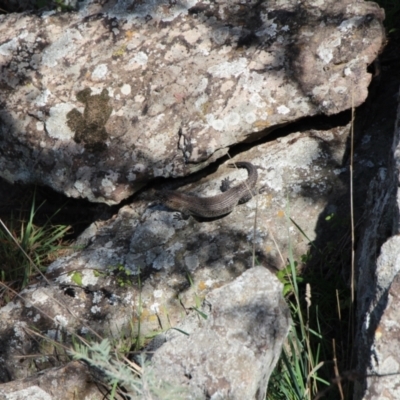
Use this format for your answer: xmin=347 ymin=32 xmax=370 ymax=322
xmin=156 ymin=161 xmax=258 ymax=218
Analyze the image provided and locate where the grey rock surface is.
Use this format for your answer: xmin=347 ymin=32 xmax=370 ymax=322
xmin=0 ymin=0 xmax=392 ymax=397
xmin=150 ymin=266 xmax=290 ymax=400
xmin=0 ymin=122 xmax=351 ymax=384
xmin=354 ymin=85 xmax=400 ymax=399
xmin=0 ymin=0 xmax=384 ymax=204
xmin=0 ymin=361 xmax=103 ymax=400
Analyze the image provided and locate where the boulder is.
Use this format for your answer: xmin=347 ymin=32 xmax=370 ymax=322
xmin=354 ymin=85 xmax=400 ymax=399
xmin=150 ymin=266 xmax=290 ymax=400
xmin=0 ymin=0 xmax=384 ymax=204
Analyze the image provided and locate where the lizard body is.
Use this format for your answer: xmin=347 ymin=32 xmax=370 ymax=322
xmin=156 ymin=161 xmax=257 ymax=218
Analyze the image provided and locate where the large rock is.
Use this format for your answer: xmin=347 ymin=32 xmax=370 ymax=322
xmin=0 ymin=0 xmax=384 ymax=204
xmin=0 ymin=0 xmax=390 ymax=397
xmin=0 ymin=122 xmax=351 ymax=386
xmin=0 ymin=362 xmax=102 ymax=400
xmin=354 ymin=86 xmax=400 ymax=399
xmin=0 ymin=268 xmax=289 ymax=399
xmin=150 ymin=266 xmax=290 ymax=400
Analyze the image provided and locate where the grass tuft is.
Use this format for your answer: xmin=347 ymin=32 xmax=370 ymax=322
xmin=0 ymin=189 xmax=71 ymax=299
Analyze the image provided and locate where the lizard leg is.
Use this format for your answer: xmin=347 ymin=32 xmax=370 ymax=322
xmin=220 ymin=177 xmax=235 ymax=192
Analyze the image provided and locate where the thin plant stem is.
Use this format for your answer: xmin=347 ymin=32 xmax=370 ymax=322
xmin=348 ymin=80 xmax=356 ymax=382
xmin=332 ymin=338 xmax=344 ymax=400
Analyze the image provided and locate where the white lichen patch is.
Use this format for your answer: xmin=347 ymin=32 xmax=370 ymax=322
xmin=210 ymin=117 xmax=225 ymax=131
xmin=81 ymin=269 xmax=100 ymax=286
xmin=42 ymin=29 xmax=83 ymax=67
xmin=134 ymin=94 xmax=145 ymax=103
xmin=93 ymin=292 xmax=103 ymax=304
xmin=46 ymin=103 xmax=76 ymax=140
xmin=317 ymin=35 xmax=341 ymax=63
xmin=92 ymin=64 xmax=108 ymax=80
xmin=194 ymin=77 xmax=209 ymax=95
xmin=101 ymin=177 xmax=116 ymax=195
xmin=224 ymin=112 xmax=240 ymax=126
xmin=240 ymin=71 xmax=265 ymax=93
xmin=91 ymin=305 xmax=101 ymax=313
xmin=147 ymin=132 xmax=169 ymax=159
xmin=31 ymin=290 xmax=50 ymax=305
xmin=74 ymin=180 xmax=86 ymax=193
xmin=54 ymin=314 xmax=69 ymax=328
xmin=339 ymin=17 xmax=364 ymax=32
xmin=277 ymin=105 xmax=290 ymax=115
xmin=13 ymin=321 xmax=27 ymax=339
xmin=0 ymin=37 xmax=19 ymax=57
xmin=344 ymin=67 xmax=353 ymax=76
xmin=244 ymin=112 xmax=256 ymax=124
xmin=194 ymin=94 xmax=208 ymax=110
xmin=207 ymin=58 xmax=248 ymax=79
xmin=73 ymin=179 xmax=95 ymax=201
xmin=250 ymin=93 xmax=267 ymax=108
xmin=35 ymin=89 xmax=51 ymax=106
xmin=120 ymin=83 xmax=131 ymax=95
xmin=261 ymin=134 xmax=328 ymax=193
xmin=128 ymin=51 xmax=148 ymax=69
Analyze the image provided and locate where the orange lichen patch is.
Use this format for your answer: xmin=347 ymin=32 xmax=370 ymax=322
xmin=277 ymin=210 xmax=285 ymax=218
xmin=253 ymin=120 xmax=270 ymax=129
xmin=146 ymin=314 xmax=159 ymax=323
xmin=375 ymin=325 xmax=383 ymax=341
xmin=198 ymin=281 xmax=207 ymax=291
xmin=131 ymin=308 xmax=149 ymax=323
xmin=125 ymin=30 xmax=135 ymax=40
xmin=135 ymin=309 xmax=158 ymax=324
xmin=265 ymin=244 xmax=273 ymax=253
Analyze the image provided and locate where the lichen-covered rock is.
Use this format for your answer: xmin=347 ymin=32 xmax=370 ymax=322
xmin=0 ymin=123 xmax=351 ymax=383
xmin=0 ymin=0 xmax=384 ymax=204
xmin=150 ymin=266 xmax=290 ymax=400
xmin=0 ymin=362 xmax=101 ymax=400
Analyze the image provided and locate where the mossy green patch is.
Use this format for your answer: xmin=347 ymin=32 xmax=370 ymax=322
xmin=67 ymin=88 xmax=112 ymax=151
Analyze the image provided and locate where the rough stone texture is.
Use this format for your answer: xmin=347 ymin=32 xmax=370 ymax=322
xmin=0 ymin=0 xmax=384 ymax=204
xmin=0 ymin=274 xmax=135 ymax=382
xmin=354 ymin=86 xmax=400 ymax=399
xmin=150 ymin=266 xmax=290 ymax=400
xmin=0 ymin=361 xmax=104 ymax=400
xmin=0 ymin=123 xmax=351 ymax=383
xmin=0 ymin=0 xmax=390 ymax=396
xmin=362 ymin=269 xmax=400 ymax=399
